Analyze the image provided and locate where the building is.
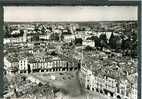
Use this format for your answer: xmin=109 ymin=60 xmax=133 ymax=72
xmin=79 ymin=65 xmax=131 ymax=99
xmin=11 ymin=30 xmax=20 ymax=35
xmin=116 ymin=80 xmax=129 ymax=99
xmin=29 ymin=60 xmax=69 ymax=73
xmin=4 ymin=32 xmax=28 ymax=44
xmin=53 ymin=29 xmax=62 ymax=34
xmin=39 ymin=34 xmax=50 ymax=40
xmin=27 ymin=75 xmax=43 ymax=84
xmin=104 ymin=76 xmax=117 ymax=95
xmin=130 ymin=82 xmax=137 ymax=99
xmin=18 ymin=58 xmax=28 ymax=73
xmin=4 ymin=56 xmax=19 ymax=74
xmin=82 ymin=40 xmax=95 ymax=47
xmin=16 ymin=53 xmax=80 ymax=74
xmin=4 ymin=37 xmax=23 ymax=44
xmin=63 ymin=34 xmax=75 ymax=42
xmin=127 ymin=73 xmax=138 ymax=99
xmin=23 ymin=32 xmax=27 ymax=42
xmin=85 ymin=73 xmax=117 ymax=98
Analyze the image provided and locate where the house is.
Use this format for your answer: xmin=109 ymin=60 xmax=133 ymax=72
xmin=28 ymin=58 xmax=69 ymax=73
xmin=11 ymin=30 xmax=20 ymax=35
xmin=27 ymin=75 xmax=43 ymax=84
xmin=53 ymin=29 xmax=62 ymax=34
xmin=82 ymin=40 xmax=95 ymax=47
xmin=104 ymin=76 xmax=117 ymax=93
xmin=39 ymin=34 xmax=50 ymax=40
xmin=4 ymin=56 xmax=19 ymax=74
xmin=4 ymin=32 xmax=28 ymax=44
xmin=63 ymin=34 xmax=75 ymax=42
xmin=127 ymin=73 xmax=138 ymax=99
xmin=4 ymin=37 xmax=23 ymax=44
xmin=18 ymin=57 xmax=28 ymax=73
xmin=115 ymin=79 xmax=129 ymax=99
xmin=80 ymin=65 xmax=118 ymax=98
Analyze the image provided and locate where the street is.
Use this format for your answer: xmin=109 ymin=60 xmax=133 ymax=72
xmin=27 ymin=71 xmax=115 ymax=99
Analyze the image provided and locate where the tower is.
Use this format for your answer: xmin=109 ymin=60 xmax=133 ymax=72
xmin=23 ymin=32 xmax=27 ymax=42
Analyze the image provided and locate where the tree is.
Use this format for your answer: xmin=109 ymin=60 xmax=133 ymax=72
xmin=10 ymin=66 xmax=19 ymax=73
xmin=84 ymin=46 xmax=94 ymax=51
xmin=21 ymin=76 xmax=26 ymax=81
xmin=100 ymin=33 xmax=107 ymax=43
xmin=109 ymin=33 xmax=122 ymax=50
xmin=76 ymin=28 xmax=81 ymax=31
xmin=34 ymin=24 xmax=39 ymax=32
xmin=50 ymin=33 xmax=59 ymax=41
xmin=123 ymin=38 xmax=131 ymax=50
xmin=20 ymin=30 xmax=24 ymax=35
xmin=60 ymin=33 xmax=64 ymax=41
xmin=74 ymin=38 xmax=82 ymax=46
xmin=115 ymin=36 xmax=122 ymax=50
xmin=31 ymin=35 xmax=39 ymax=41
xmin=41 ymin=26 xmax=46 ymax=34
xmin=109 ymin=32 xmax=115 ymax=49
xmin=38 ymin=82 xmax=43 ymax=87
xmin=99 ymin=33 xmax=109 ymax=50
xmin=87 ymin=36 xmax=96 ymax=41
xmin=28 ymin=65 xmax=31 ymax=73
xmin=50 ymin=51 xmax=57 ymax=56
xmin=87 ymin=36 xmax=100 ymax=48
xmin=131 ymin=31 xmax=137 ymax=57
xmin=4 ymin=25 xmax=10 ymax=37
xmin=48 ymin=27 xmax=52 ymax=32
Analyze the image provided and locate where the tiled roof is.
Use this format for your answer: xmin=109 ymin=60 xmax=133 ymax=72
xmin=6 ymin=56 xmax=19 ymax=63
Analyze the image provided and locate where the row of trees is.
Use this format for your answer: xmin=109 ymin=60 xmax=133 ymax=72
xmin=87 ymin=32 xmax=137 ymax=58
xmin=48 ymin=31 xmax=137 ymax=58
xmin=5 ymin=25 xmax=25 ymax=38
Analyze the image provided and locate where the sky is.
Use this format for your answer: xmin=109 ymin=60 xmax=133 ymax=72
xmin=4 ymin=6 xmax=138 ymax=22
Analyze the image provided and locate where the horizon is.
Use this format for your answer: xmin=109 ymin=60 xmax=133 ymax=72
xmin=4 ymin=6 xmax=138 ymax=22
xmin=4 ymin=20 xmax=137 ymax=23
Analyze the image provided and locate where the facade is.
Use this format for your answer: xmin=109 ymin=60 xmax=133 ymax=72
xmin=29 ymin=60 xmax=69 ymax=73
xmin=130 ymin=83 xmax=137 ymax=99
xmin=79 ymin=65 xmax=133 ymax=99
xmin=84 ymin=72 xmax=117 ymax=97
xmin=116 ymin=80 xmax=129 ymax=99
xmin=11 ymin=30 xmax=20 ymax=35
xmin=39 ymin=34 xmax=50 ymax=40
xmin=27 ymin=75 xmax=43 ymax=84
xmin=4 ymin=37 xmax=23 ymax=44
xmin=128 ymin=73 xmax=138 ymax=99
xmin=4 ymin=54 xmax=80 ymax=74
xmin=4 ymin=33 xmax=28 ymax=44
xmin=23 ymin=32 xmax=27 ymax=42
xmin=4 ymin=56 xmax=19 ymax=74
xmin=82 ymin=40 xmax=95 ymax=47
xmin=63 ymin=34 xmax=75 ymax=42
xmin=19 ymin=58 xmax=28 ymax=73
xmin=4 ymin=56 xmax=12 ymax=69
